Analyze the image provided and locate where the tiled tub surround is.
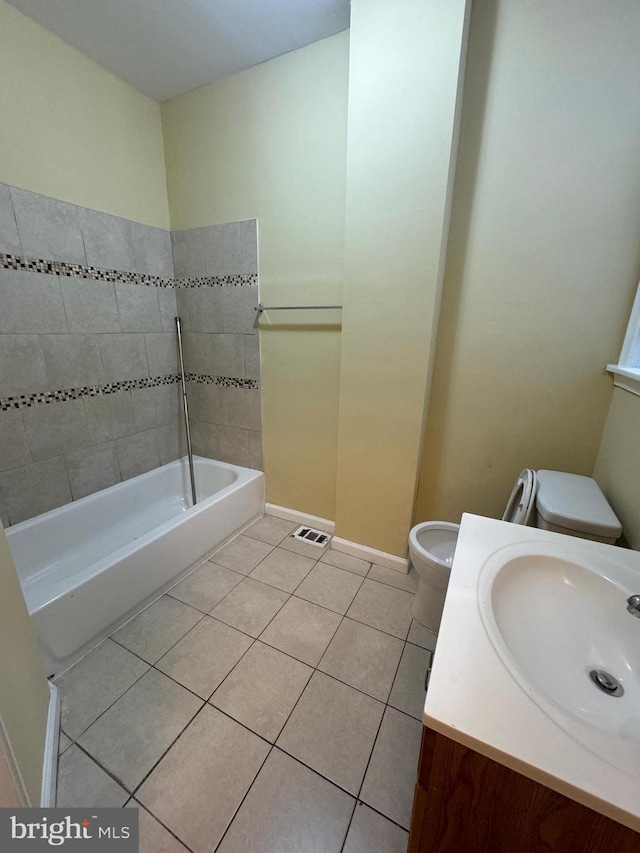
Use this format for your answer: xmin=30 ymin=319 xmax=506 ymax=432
xmin=55 ymin=515 xmax=431 ymax=852
xmin=0 ymin=183 xmax=262 ymax=525
xmin=172 ymin=221 xmax=262 ymax=472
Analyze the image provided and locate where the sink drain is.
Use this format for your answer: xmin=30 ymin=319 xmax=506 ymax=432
xmin=589 ymin=669 xmax=624 ymax=697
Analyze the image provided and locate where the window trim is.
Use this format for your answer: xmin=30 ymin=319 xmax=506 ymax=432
xmin=607 ymin=282 xmax=640 ymax=397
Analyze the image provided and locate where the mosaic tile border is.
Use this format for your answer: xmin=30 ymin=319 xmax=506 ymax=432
xmin=0 ymin=374 xmax=260 ymax=411
xmin=0 ymin=253 xmax=258 ymax=290
xmin=186 ymin=374 xmax=259 ymax=390
xmin=175 ymin=275 xmax=257 ymax=289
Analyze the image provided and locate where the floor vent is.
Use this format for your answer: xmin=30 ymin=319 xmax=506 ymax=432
xmin=291 ymin=526 xmax=331 ymax=548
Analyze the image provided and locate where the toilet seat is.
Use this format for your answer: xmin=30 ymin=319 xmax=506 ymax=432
xmin=502 ymin=468 xmax=537 ymax=525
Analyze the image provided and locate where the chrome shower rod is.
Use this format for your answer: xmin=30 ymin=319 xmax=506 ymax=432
xmin=255 ymin=303 xmax=342 ymax=312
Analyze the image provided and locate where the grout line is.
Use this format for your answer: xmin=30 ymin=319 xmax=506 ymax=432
xmin=128 ymin=798 xmax=194 ymax=853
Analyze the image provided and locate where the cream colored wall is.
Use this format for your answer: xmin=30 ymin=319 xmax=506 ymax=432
xmin=0 ymin=524 xmax=49 ymax=806
xmin=334 ymin=0 xmax=470 ymax=556
xmin=0 ymin=0 xmax=169 ymax=228
xmin=416 ymin=0 xmax=640 ymax=525
xmin=593 ymin=389 xmax=640 ymax=550
xmin=162 ymin=33 xmax=349 ymax=519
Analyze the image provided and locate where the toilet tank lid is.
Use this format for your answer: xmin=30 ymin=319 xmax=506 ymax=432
xmin=535 ymin=470 xmax=621 ymax=539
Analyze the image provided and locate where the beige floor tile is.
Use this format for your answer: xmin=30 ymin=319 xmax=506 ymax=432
xmin=210 ymin=577 xmax=289 ymax=637
xmin=210 ymin=534 xmax=274 ymax=574
xmin=320 ymin=549 xmax=370 ymax=577
xmin=249 ymin=547 xmax=316 ymax=593
xmin=78 ymin=669 xmax=202 ymax=791
xmin=211 ymin=641 xmax=312 ymax=742
xmin=244 ymin=514 xmax=296 ymax=545
xmin=113 ymin=596 xmax=203 ymax=663
xmin=343 ymin=802 xmax=408 ymax=853
xmin=137 ymin=705 xmax=269 ymax=853
xmin=318 ymin=618 xmax=403 ymax=702
xmin=360 ymin=706 xmax=422 ymax=829
xmin=156 ymin=616 xmax=252 ymax=698
xmin=56 ymin=745 xmax=128 ymax=807
xmin=56 ymin=639 xmax=149 ymax=739
xmin=388 ymin=643 xmax=430 ymax=719
xmin=368 ymin=564 xmax=419 ymax=593
xmin=168 ymin=561 xmax=243 ymax=611
xmin=407 ymin=619 xmax=437 ymax=650
xmin=58 ymin=731 xmax=72 ymax=754
xmin=279 ymin=534 xmax=330 ymax=560
xmin=277 ymin=671 xmax=384 ymax=795
xmin=346 ymin=580 xmax=413 ymax=639
xmin=217 ymin=748 xmax=354 ymax=853
xmin=260 ymin=597 xmax=341 ymax=666
xmin=295 ymin=563 xmax=364 ymax=614
xmin=126 ymin=802 xmax=188 ymax=853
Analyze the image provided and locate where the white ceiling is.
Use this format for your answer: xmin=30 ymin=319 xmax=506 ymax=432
xmin=7 ymin=0 xmax=350 ymax=102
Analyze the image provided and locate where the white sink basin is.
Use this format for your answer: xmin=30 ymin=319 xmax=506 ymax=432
xmin=478 ymin=540 xmax=640 ymax=777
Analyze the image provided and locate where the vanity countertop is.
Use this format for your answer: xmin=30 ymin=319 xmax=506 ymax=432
xmin=423 ymin=513 xmax=640 ymax=833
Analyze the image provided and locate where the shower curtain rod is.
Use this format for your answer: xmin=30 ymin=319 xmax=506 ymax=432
xmin=255 ymin=303 xmax=342 ymax=312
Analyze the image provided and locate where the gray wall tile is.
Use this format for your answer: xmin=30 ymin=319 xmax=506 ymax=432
xmin=131 ymin=223 xmax=173 ymax=278
xmin=22 ymin=398 xmax=90 ymax=462
xmin=132 ymin=385 xmax=179 ymax=432
xmin=189 ymin=288 xmax=223 ymax=334
xmin=0 ymin=410 xmax=32 ymax=471
xmin=182 ymin=333 xmax=211 ymax=375
xmin=238 ymin=220 xmax=258 ymax=275
xmin=171 ymin=229 xmax=209 ymax=278
xmin=0 ymin=335 xmax=48 ymax=397
xmin=79 ymin=207 xmax=136 ymax=272
xmin=227 ymin=388 xmax=261 ymax=431
xmin=212 ymin=334 xmax=245 ymax=379
xmin=187 ymin=383 xmax=227 ymax=425
xmin=10 ymin=187 xmax=86 ymax=264
xmin=0 ymin=269 xmax=68 ymax=334
xmin=116 ymin=429 xmax=160 ymax=481
xmin=99 ymin=334 xmax=149 ymax=382
xmin=156 ymin=422 xmax=186 ymax=465
xmin=175 ymin=289 xmax=191 ymax=331
xmin=158 ymin=289 xmax=178 ymax=332
xmin=83 ymin=392 xmax=136 ymax=442
xmin=217 ymin=425 xmax=250 ymax=467
xmin=190 ymin=420 xmax=219 ymax=460
xmin=0 ymin=456 xmax=72 ymax=524
xmin=0 ymin=183 xmax=22 ymax=255
xmin=248 ymin=430 xmax=263 ymax=471
xmin=222 ymin=286 xmax=258 ymax=334
xmin=65 ymin=442 xmax=121 ymax=500
xmin=61 ymin=279 xmax=121 ymax=333
xmin=41 ymin=334 xmax=105 ymax=389
xmin=207 ymin=222 xmax=241 ymax=275
xmin=115 ymin=283 xmax=162 ymax=332
xmin=145 ymin=333 xmax=178 ymax=376
xmin=244 ymin=335 xmax=260 ymax=381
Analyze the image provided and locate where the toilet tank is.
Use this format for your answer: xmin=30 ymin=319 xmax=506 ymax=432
xmin=534 ymin=470 xmax=622 ymax=545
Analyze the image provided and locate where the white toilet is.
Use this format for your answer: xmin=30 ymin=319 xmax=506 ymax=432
xmin=409 ymin=469 xmax=622 ymax=632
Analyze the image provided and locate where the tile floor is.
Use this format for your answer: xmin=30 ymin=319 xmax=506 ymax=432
xmin=54 ymin=514 xmax=437 ymax=853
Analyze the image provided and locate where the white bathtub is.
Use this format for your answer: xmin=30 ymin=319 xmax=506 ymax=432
xmin=7 ymin=456 xmax=264 ymax=676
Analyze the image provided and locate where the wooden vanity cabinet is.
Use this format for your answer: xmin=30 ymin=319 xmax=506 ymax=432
xmin=408 ymin=726 xmax=640 ymax=853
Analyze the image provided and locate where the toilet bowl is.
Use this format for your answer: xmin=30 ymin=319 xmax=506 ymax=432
xmin=409 ymin=469 xmax=621 ymax=632
xmin=408 ymin=522 xmax=459 ymax=630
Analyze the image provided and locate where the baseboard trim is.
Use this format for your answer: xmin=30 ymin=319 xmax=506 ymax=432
xmin=331 ymin=536 xmax=409 ymax=573
xmin=40 ymin=682 xmax=60 ymax=807
xmin=265 ymin=503 xmax=335 ymax=535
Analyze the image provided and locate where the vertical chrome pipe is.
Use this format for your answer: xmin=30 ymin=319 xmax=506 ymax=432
xmin=175 ymin=316 xmax=197 ymax=507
